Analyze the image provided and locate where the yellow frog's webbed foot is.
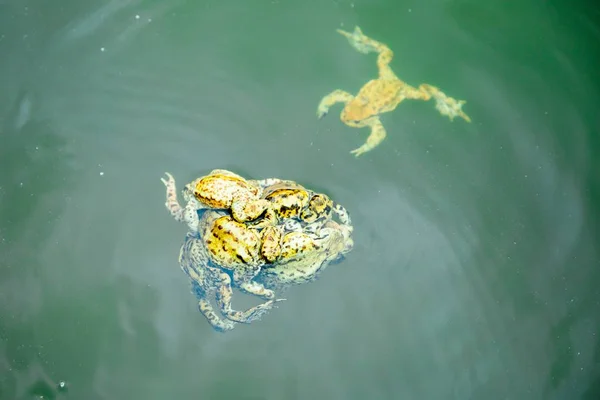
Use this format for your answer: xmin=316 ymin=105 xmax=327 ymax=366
xmin=349 ymin=118 xmax=387 ymax=157
xmin=317 ymin=90 xmax=354 ymax=119
xmin=421 ymin=84 xmax=471 ymax=123
xmin=336 ymin=26 xmax=378 ymax=54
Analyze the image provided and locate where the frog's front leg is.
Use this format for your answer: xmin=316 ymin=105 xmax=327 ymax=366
xmin=161 ymin=172 xmax=201 ymax=233
xmin=317 ymin=90 xmax=354 ymax=119
xmin=420 ymin=84 xmax=471 ymax=123
xmin=161 ymin=172 xmax=185 ymax=219
xmin=250 ymin=177 xmax=286 ymax=190
xmin=349 ymin=116 xmax=387 ymax=157
xmin=230 ymin=195 xmax=273 ymax=226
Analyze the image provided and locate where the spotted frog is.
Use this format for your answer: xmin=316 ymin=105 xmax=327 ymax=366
xmin=249 ymin=178 xmax=339 ymax=234
xmin=163 ymin=172 xmax=276 ymax=300
xmin=317 ymin=26 xmax=471 ymax=157
xmin=178 ymin=224 xmax=281 ymax=332
xmin=257 ymin=216 xmax=354 ymax=292
xmin=183 ymin=169 xmax=275 ymax=227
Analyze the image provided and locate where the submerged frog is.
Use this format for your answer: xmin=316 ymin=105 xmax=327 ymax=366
xmin=257 ymin=217 xmax=354 ymax=292
xmin=178 ymin=226 xmax=282 ymax=332
xmin=183 ymin=169 xmax=275 ymax=227
xmin=249 ymin=178 xmax=336 ymax=233
xmin=317 ymin=26 xmax=471 ymax=157
xmin=163 ymin=172 xmax=275 ymax=300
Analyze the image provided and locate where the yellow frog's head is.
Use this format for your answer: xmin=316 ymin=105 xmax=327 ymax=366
xmin=341 ymin=96 xmax=376 ymax=126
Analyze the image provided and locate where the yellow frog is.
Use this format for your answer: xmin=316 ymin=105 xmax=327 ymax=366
xmin=183 ymin=169 xmax=275 ymax=227
xmin=249 ymin=178 xmax=335 ymax=234
xmin=317 ymin=26 xmax=471 ymax=157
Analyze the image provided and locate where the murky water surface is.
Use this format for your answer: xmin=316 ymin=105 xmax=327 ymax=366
xmin=1 ymin=1 xmax=599 ymax=398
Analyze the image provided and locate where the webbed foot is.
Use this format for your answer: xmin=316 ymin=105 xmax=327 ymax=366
xmin=422 ymin=85 xmax=471 ymax=123
xmin=317 ymin=90 xmax=354 ymax=119
xmin=349 ymin=117 xmax=387 ymax=157
xmin=336 ymin=26 xmax=377 ymax=54
xmin=239 ymin=280 xmax=276 ymax=300
xmin=219 ymin=298 xmax=286 ymax=324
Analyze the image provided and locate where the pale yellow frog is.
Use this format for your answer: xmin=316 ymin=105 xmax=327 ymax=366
xmin=317 ymin=26 xmax=471 ymax=157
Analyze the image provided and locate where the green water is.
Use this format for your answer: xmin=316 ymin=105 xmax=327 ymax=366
xmin=1 ymin=0 xmax=599 ymax=398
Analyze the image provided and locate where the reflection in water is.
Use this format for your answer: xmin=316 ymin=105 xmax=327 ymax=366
xmin=0 ymin=94 xmax=74 ymax=399
xmin=1 ymin=0 xmax=599 ymax=398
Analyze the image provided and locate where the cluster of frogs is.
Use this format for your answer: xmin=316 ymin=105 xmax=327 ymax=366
xmin=161 ymin=169 xmax=354 ymax=332
xmin=161 ymin=27 xmax=471 ymax=332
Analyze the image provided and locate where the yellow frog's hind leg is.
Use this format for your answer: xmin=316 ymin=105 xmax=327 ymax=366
xmin=349 ymin=117 xmax=387 ymax=157
xmin=420 ymin=84 xmax=471 ymax=123
xmin=337 ymin=26 xmax=397 ymax=80
xmin=317 ymin=90 xmax=354 ymax=119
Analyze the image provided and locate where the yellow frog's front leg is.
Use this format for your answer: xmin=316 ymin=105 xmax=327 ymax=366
xmin=230 ymin=195 xmax=272 ymax=225
xmin=317 ymin=89 xmax=354 ymax=119
xmin=349 ymin=116 xmax=387 ymax=157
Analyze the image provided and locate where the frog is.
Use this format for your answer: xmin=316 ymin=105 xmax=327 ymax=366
xmin=162 ymin=172 xmax=277 ymax=300
xmin=256 ymin=217 xmax=354 ymax=292
xmin=317 ymin=26 xmax=471 ymax=157
xmin=178 ymin=224 xmax=282 ymax=332
xmin=247 ymin=178 xmax=336 ymax=233
xmin=183 ymin=169 xmax=276 ymax=228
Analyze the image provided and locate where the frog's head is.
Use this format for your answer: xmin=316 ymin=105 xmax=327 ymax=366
xmin=301 ymin=194 xmax=333 ymax=223
xmin=342 ymin=96 xmax=374 ymax=126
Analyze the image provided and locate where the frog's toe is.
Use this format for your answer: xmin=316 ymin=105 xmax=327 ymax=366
xmin=216 ymin=320 xmax=236 ymax=332
xmin=160 ymin=172 xmax=174 ymax=186
xmin=317 ymin=108 xmax=328 ymax=119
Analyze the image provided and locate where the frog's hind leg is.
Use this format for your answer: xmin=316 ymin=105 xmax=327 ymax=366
xmin=198 ymin=297 xmax=236 ymax=332
xmin=337 ymin=26 xmax=396 ymax=79
xmin=317 ymin=90 xmax=354 ymax=119
xmin=189 ymin=280 xmax=236 ymax=332
xmin=349 ymin=117 xmax=387 ymax=157
xmin=419 ymin=84 xmax=471 ymax=123
xmin=214 ymin=270 xmax=282 ymax=324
